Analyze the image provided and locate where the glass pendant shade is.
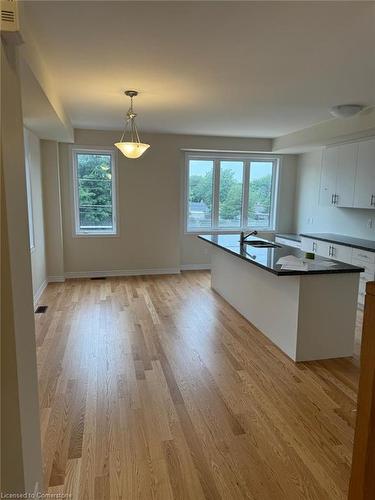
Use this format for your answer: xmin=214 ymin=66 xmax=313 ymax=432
xmin=114 ymin=141 xmax=150 ymax=159
xmin=115 ymin=90 xmax=150 ymax=159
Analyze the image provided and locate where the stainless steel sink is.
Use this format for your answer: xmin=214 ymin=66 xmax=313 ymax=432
xmin=243 ymin=240 xmax=280 ymax=248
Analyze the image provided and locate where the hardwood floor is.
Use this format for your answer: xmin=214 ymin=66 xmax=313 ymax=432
xmin=35 ymin=271 xmax=362 ymax=499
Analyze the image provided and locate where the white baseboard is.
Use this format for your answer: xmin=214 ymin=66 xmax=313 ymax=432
xmin=180 ymin=264 xmax=211 ymax=271
xmin=48 ymin=275 xmax=66 ymax=283
xmin=33 ymin=280 xmax=47 ymax=306
xmin=64 ymin=268 xmax=181 ymax=279
xmin=45 ymin=267 xmax=208 ymax=284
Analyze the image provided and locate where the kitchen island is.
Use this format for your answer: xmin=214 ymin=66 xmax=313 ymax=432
xmin=199 ymin=234 xmax=364 ymax=362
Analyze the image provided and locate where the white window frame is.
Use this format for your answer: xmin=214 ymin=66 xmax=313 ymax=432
xmin=72 ymin=147 xmax=118 ymax=237
xmin=184 ymin=152 xmax=280 ymax=234
xmin=25 ymin=152 xmax=35 ymax=251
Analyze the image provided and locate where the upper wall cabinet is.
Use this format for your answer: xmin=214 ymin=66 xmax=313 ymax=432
xmin=336 ymin=142 xmax=358 ymax=207
xmin=319 ymin=139 xmax=375 ymax=209
xmin=319 ymin=146 xmax=339 ymax=207
xmin=353 ymin=139 xmax=375 ymax=209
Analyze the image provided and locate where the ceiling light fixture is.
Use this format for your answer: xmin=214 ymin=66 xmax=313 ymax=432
xmin=114 ymin=90 xmax=150 ymax=159
xmin=329 ymin=104 xmax=365 ymax=119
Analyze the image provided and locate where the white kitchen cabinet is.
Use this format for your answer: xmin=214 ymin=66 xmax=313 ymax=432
xmin=314 ymin=240 xmax=330 ymax=257
xmin=319 ymin=143 xmax=359 ymax=208
xmin=352 ymin=259 xmax=375 ymax=275
xmin=353 ymin=139 xmax=375 ymax=209
xmin=336 ymin=142 xmax=358 ymax=207
xmin=352 ymin=247 xmax=375 ymax=264
xmin=300 ymin=237 xmax=318 ymax=253
xmin=329 ymin=242 xmax=353 ymax=264
xmin=300 ymin=235 xmax=375 ymax=307
xmin=311 ymin=240 xmax=352 ymax=263
xmin=319 ymin=146 xmax=338 ymax=207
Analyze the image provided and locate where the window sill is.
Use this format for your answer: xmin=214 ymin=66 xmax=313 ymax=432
xmin=185 ymin=228 xmax=276 ymax=235
xmin=73 ymin=232 xmax=120 ymax=238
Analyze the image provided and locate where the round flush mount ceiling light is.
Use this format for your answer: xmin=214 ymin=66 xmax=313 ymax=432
xmin=329 ymin=104 xmax=365 ymax=119
xmin=114 ymin=90 xmax=150 ymax=159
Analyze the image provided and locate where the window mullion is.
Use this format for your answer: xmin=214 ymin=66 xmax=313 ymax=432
xmin=270 ymin=159 xmax=278 ymax=231
xmin=242 ymin=160 xmax=250 ymax=229
xmin=212 ymin=159 xmax=220 ymax=229
xmin=111 ymin=152 xmax=117 ymax=233
xmin=74 ymin=152 xmax=80 ymax=234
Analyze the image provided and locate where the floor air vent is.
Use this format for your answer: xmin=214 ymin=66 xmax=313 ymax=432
xmin=90 ymin=277 xmax=106 ymax=280
xmin=35 ymin=305 xmax=48 ymax=314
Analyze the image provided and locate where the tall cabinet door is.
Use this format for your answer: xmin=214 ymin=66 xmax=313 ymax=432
xmin=336 ymin=142 xmax=358 ymax=207
xmin=319 ymin=146 xmax=338 ymax=207
xmin=354 ymin=139 xmax=375 ymax=209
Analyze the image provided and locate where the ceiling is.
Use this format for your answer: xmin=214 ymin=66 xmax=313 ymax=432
xmin=22 ymin=1 xmax=375 ymax=138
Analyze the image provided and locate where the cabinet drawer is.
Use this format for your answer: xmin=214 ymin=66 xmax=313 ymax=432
xmin=359 ymin=271 xmax=374 ymax=284
xmin=352 ymin=258 xmax=375 ymax=275
xmin=352 ymin=248 xmax=375 ymax=264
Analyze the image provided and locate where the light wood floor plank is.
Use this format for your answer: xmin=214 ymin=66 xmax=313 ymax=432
xmin=35 ymin=272 xmax=361 ymax=499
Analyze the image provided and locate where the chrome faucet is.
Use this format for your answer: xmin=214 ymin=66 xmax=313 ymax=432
xmin=240 ymin=230 xmax=258 ymax=245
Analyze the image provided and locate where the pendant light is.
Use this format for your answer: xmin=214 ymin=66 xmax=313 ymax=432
xmin=114 ymin=90 xmax=150 ymax=159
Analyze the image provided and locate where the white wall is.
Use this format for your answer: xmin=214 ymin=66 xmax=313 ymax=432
xmin=56 ymin=129 xmax=295 ymax=274
xmin=41 ymin=140 xmax=64 ymax=281
xmin=1 ymin=38 xmax=43 ymax=495
xmin=24 ymin=128 xmax=47 ymax=300
xmin=294 ymin=149 xmax=375 ymax=239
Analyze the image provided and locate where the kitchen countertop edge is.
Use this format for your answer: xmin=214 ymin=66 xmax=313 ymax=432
xmin=300 ymin=233 xmax=375 ymax=252
xmin=198 ymin=235 xmax=364 ymax=277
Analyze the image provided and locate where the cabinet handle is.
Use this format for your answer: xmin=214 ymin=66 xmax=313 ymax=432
xmin=331 ymin=193 xmax=338 ymax=205
xmin=329 ymin=245 xmax=332 ymax=257
xmin=371 ymin=194 xmax=375 ymax=207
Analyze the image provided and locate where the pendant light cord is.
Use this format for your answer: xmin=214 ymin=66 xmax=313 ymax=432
xmin=119 ymin=94 xmax=141 ymax=145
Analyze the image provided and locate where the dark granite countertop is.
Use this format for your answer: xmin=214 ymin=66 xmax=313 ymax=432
xmin=300 ymin=233 xmax=375 ymax=252
xmin=275 ymin=233 xmax=301 ymax=242
xmin=198 ymin=234 xmax=364 ymax=276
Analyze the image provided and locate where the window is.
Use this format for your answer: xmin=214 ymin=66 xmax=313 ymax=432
xmin=25 ymin=153 xmax=35 ymax=250
xmin=219 ymin=161 xmax=244 ymax=228
xmin=185 ymin=154 xmax=278 ymax=232
xmin=72 ymin=149 xmax=117 ymax=235
xmin=187 ymin=160 xmax=214 ymax=229
xmin=248 ymin=161 xmax=275 ymax=229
